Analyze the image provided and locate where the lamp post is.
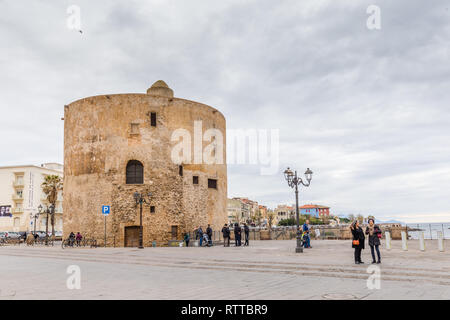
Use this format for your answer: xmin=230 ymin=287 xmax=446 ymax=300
xmin=283 ymin=167 xmax=313 ymax=253
xmin=133 ymin=192 xmax=152 ymax=249
xmin=38 ymin=204 xmax=55 ymax=246
xmin=30 ymin=211 xmax=40 ymax=236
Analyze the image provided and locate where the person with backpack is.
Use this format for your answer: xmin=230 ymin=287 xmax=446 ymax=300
xmin=365 ymin=218 xmax=382 ymax=264
xmin=184 ymin=233 xmax=190 ymax=247
xmin=222 ymin=224 xmax=230 ymax=247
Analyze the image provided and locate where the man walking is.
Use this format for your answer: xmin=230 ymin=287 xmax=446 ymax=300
xmin=234 ymin=223 xmax=241 ymax=247
xmin=244 ymin=223 xmax=250 ymax=246
xmin=222 ymin=223 xmax=230 ymax=247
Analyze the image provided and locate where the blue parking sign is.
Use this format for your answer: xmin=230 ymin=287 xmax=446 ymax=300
xmin=102 ymin=205 xmax=110 ymax=216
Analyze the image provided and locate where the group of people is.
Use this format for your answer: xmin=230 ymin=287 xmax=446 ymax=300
xmin=183 ymin=223 xmax=251 ymax=247
xmin=350 ymin=218 xmax=382 ymax=264
xmin=183 ymin=218 xmax=383 ymax=266
xmin=221 ymin=223 xmax=250 ymax=247
xmin=68 ymin=232 xmax=83 ymax=246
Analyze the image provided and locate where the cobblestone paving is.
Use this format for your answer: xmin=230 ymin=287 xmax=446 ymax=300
xmin=0 ymin=240 xmax=449 ymax=299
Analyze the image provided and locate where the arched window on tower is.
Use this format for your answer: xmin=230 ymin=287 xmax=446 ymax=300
xmin=126 ymin=160 xmax=144 ymax=184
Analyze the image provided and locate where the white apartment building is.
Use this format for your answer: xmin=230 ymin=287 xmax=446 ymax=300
xmin=0 ymin=163 xmax=63 ymax=233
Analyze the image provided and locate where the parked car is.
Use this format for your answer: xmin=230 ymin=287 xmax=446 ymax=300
xmin=55 ymin=231 xmax=63 ymax=237
xmin=6 ymin=232 xmax=21 ymax=239
xmin=0 ymin=232 xmax=7 ymax=239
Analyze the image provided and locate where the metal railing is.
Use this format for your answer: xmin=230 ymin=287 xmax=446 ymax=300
xmin=406 ymin=223 xmax=450 ymax=240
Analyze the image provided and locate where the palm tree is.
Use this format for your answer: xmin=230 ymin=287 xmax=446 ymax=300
xmin=41 ymin=175 xmax=63 ymax=236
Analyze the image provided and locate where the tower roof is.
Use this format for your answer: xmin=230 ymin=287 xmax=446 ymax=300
xmin=147 ymin=80 xmax=174 ymax=98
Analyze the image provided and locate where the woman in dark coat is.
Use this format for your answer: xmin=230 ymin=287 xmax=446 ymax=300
xmin=350 ymin=221 xmax=365 ymax=264
xmin=365 ymin=218 xmax=381 ymax=264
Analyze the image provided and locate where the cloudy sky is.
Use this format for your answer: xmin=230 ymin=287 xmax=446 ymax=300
xmin=1 ymin=0 xmax=449 ymax=222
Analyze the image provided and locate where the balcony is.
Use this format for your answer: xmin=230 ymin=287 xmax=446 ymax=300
xmin=12 ymin=181 xmax=24 ymax=188
xmin=12 ymin=194 xmax=24 ymax=201
xmin=12 ymin=207 xmax=24 ymax=214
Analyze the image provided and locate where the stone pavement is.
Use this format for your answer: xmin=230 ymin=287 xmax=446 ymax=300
xmin=0 ymin=240 xmax=449 ymax=300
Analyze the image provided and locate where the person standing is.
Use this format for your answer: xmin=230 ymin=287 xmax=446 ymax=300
xmin=206 ymin=224 xmax=213 ymax=246
xmin=69 ymin=232 xmax=75 ymax=247
xmin=75 ymin=232 xmax=83 ymax=246
xmin=302 ymin=219 xmax=311 ymax=248
xmin=222 ymin=224 xmax=230 ymax=247
xmin=234 ymin=223 xmax=241 ymax=247
xmin=26 ymin=232 xmax=35 ymax=246
xmin=197 ymin=226 xmax=204 ymax=247
xmin=350 ymin=221 xmax=365 ymax=264
xmin=244 ymin=223 xmax=250 ymax=246
xmin=365 ymin=218 xmax=381 ymax=264
xmin=184 ymin=233 xmax=190 ymax=247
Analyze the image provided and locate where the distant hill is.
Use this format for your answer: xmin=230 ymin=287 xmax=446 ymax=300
xmin=377 ymin=219 xmax=405 ymax=225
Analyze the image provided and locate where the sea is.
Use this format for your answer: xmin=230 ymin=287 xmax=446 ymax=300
xmin=405 ymin=222 xmax=450 ymax=240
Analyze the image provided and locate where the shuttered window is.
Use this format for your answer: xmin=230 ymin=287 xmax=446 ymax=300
xmin=126 ymin=160 xmax=144 ymax=184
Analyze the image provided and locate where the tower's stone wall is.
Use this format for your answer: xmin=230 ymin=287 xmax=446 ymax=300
xmin=63 ymin=81 xmax=227 ymax=246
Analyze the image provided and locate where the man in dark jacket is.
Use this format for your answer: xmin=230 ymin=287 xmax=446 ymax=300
xmin=234 ymin=223 xmax=241 ymax=246
xmin=243 ymin=223 xmax=250 ymax=246
xmin=350 ymin=221 xmax=365 ymax=264
xmin=206 ymin=224 xmax=213 ymax=246
xmin=222 ymin=224 xmax=230 ymax=247
xmin=197 ymin=226 xmax=204 ymax=247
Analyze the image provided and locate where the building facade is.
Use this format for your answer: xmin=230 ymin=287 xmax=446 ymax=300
xmin=300 ymin=204 xmax=330 ymax=218
xmin=0 ymin=163 xmax=63 ymax=232
xmin=274 ymin=204 xmax=295 ymax=224
xmin=63 ymin=81 xmax=227 ymax=247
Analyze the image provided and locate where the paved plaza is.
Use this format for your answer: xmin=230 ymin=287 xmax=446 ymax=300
xmin=0 ymin=240 xmax=449 ymax=300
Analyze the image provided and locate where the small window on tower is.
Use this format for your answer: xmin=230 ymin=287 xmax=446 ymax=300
xmin=208 ymin=179 xmax=217 ymax=189
xmin=193 ymin=176 xmax=199 ymax=185
xmin=179 ymin=165 xmax=183 ymax=176
xmin=130 ymin=123 xmax=140 ymax=135
xmin=150 ymin=206 xmax=155 ymax=214
xmin=150 ymin=112 xmax=157 ymax=127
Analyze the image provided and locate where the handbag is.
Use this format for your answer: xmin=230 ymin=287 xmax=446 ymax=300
xmin=352 ymin=239 xmax=360 ymax=246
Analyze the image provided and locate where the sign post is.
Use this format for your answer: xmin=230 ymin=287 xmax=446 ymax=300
xmin=102 ymin=206 xmax=110 ymax=247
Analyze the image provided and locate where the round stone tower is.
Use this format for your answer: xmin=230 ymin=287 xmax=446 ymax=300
xmin=63 ymin=81 xmax=227 ymax=247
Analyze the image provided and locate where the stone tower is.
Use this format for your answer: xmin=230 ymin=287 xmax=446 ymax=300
xmin=63 ymin=81 xmax=227 ymax=246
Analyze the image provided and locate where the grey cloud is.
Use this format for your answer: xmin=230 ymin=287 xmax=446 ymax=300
xmin=1 ymin=0 xmax=449 ymax=222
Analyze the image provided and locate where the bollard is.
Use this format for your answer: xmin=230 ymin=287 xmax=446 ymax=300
xmin=419 ymin=232 xmax=425 ymax=251
xmin=437 ymin=231 xmax=444 ymax=252
xmin=401 ymin=231 xmax=408 ymax=251
xmin=385 ymin=231 xmax=391 ymax=250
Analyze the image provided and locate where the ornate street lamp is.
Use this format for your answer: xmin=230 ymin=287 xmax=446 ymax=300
xmin=133 ymin=192 xmax=152 ymax=249
xmin=283 ymin=167 xmax=313 ymax=253
xmin=38 ymin=204 xmax=54 ymax=245
xmin=30 ymin=211 xmax=40 ymax=236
